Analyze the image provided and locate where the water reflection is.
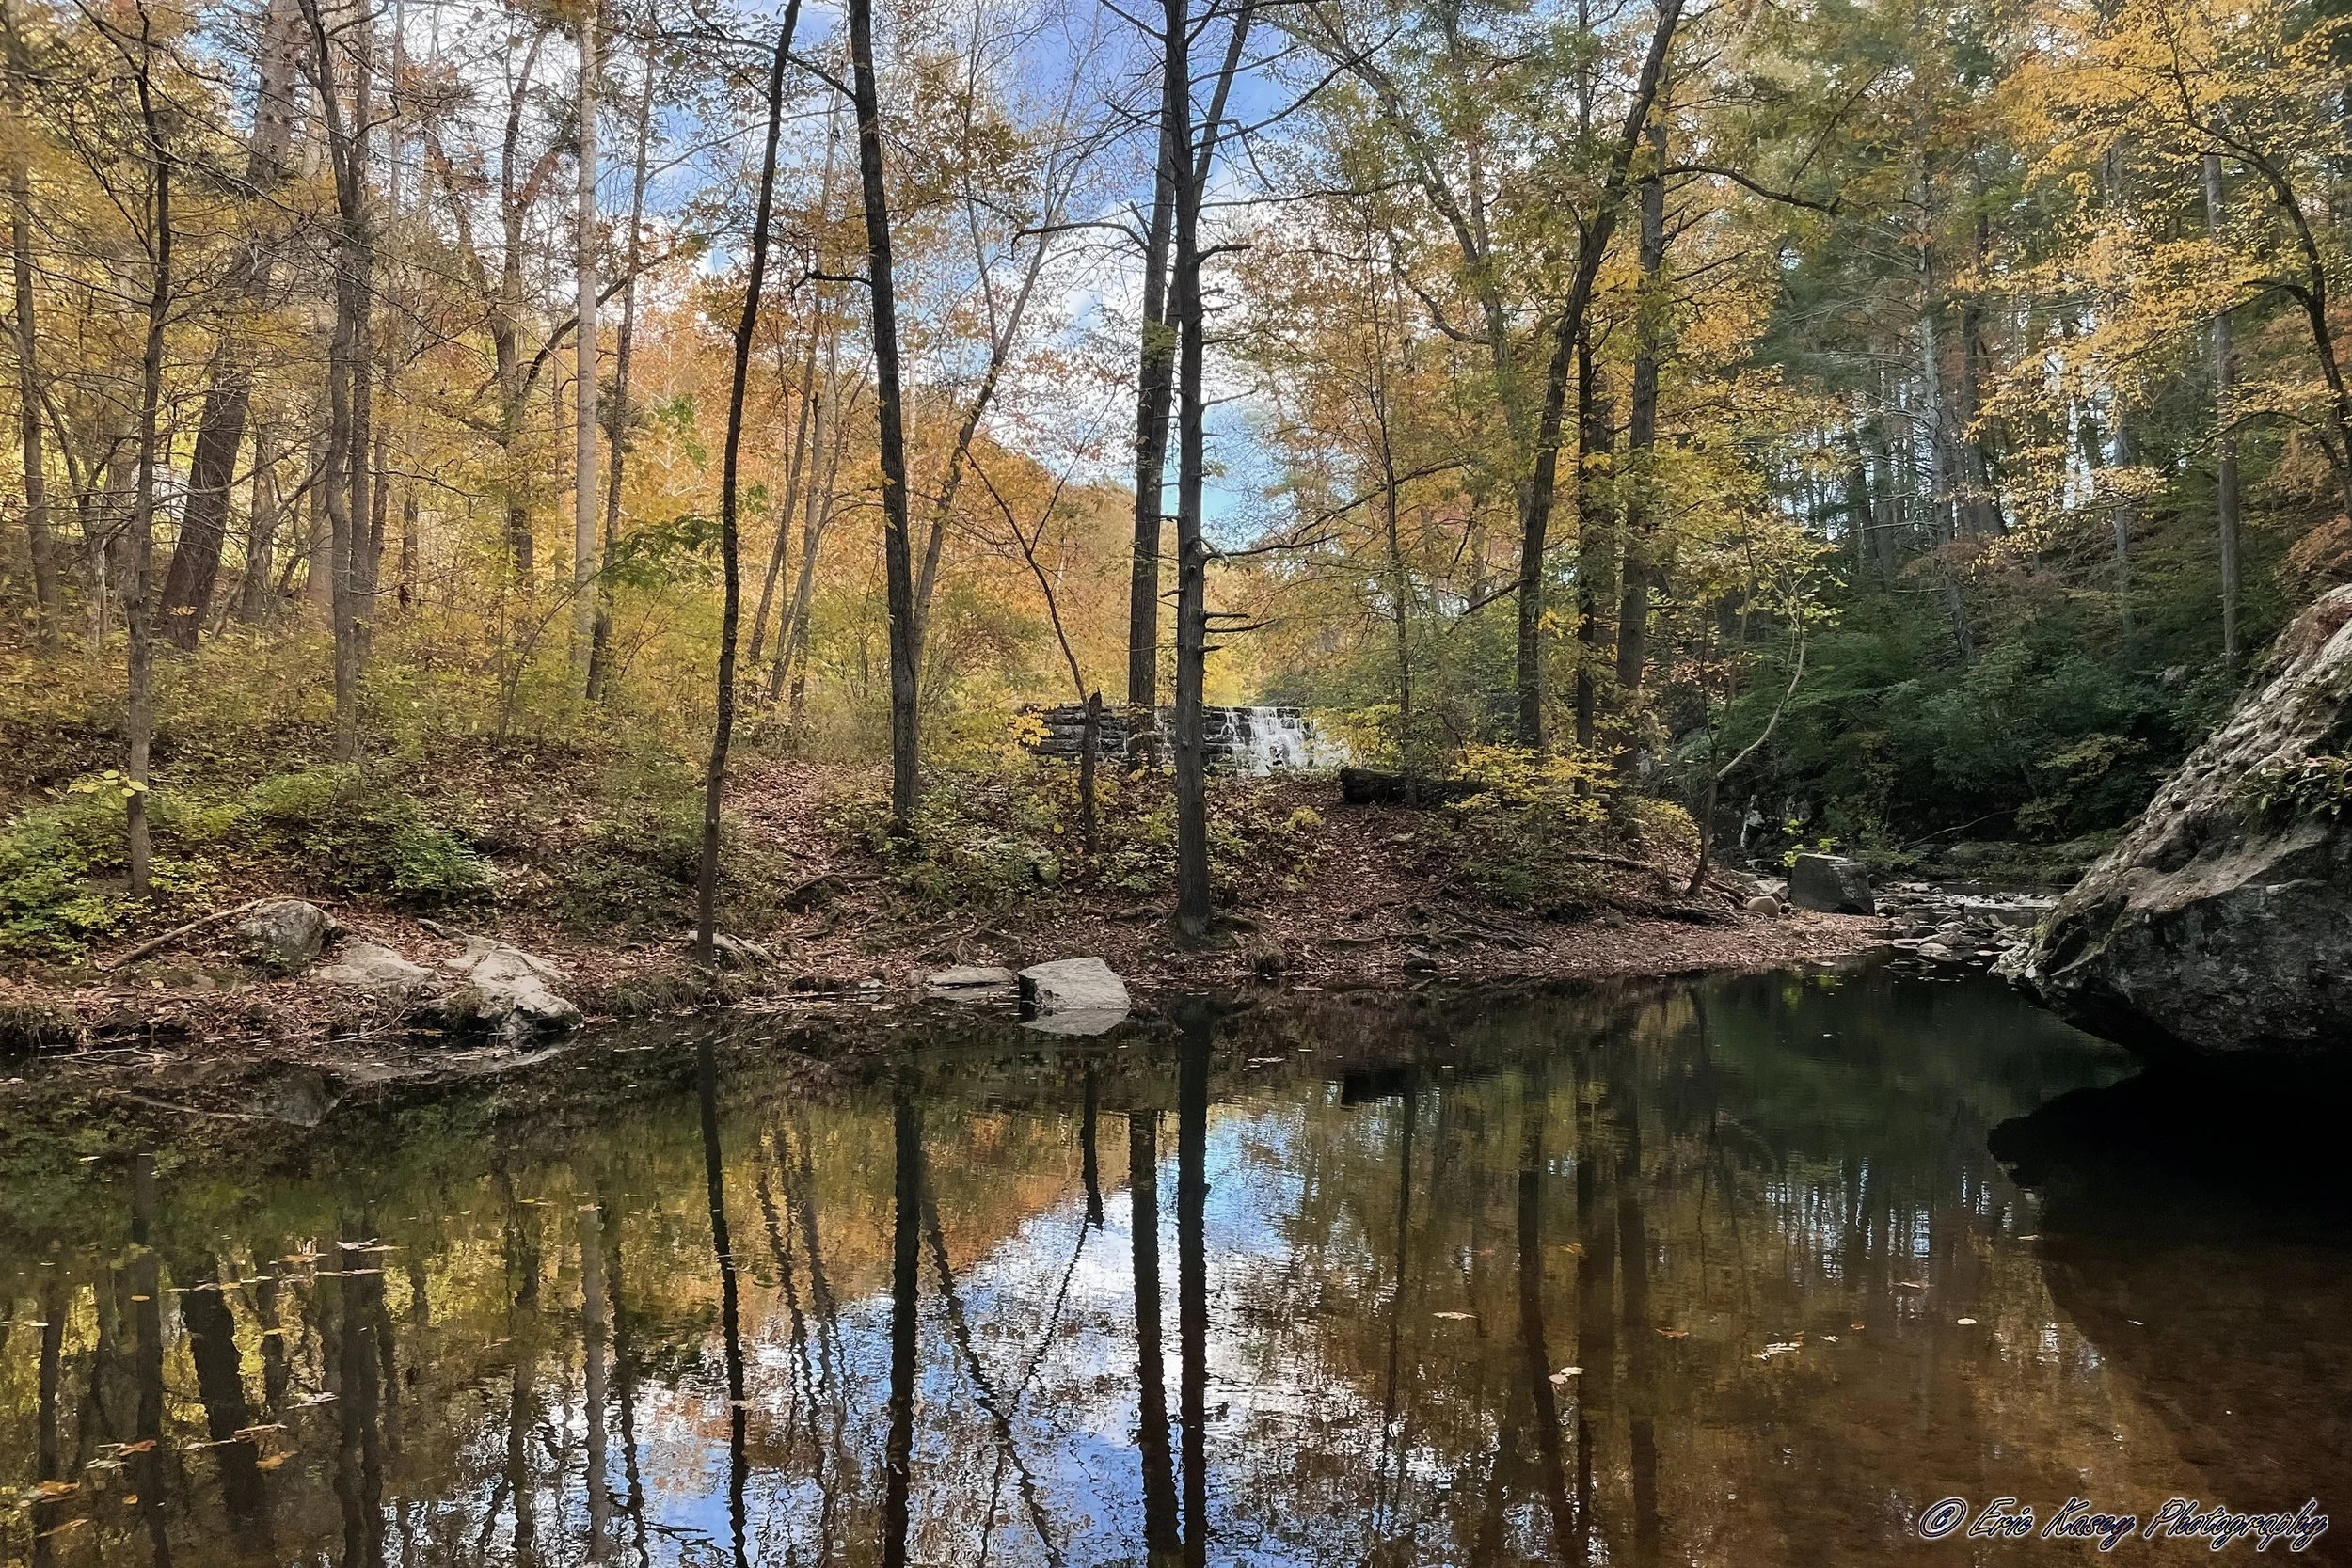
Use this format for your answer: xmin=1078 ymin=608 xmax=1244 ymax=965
xmin=3 ymin=963 xmax=2348 ymax=1566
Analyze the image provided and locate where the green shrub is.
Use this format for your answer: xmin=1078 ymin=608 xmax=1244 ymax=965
xmin=241 ymin=767 xmax=491 ymax=904
xmin=1417 ymin=745 xmax=1617 ymax=915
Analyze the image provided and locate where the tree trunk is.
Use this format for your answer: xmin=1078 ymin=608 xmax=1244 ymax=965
xmin=1079 ymin=689 xmax=1100 ymax=854
xmin=7 ymin=0 xmax=58 ymax=644
xmin=850 ymin=0 xmax=918 ymax=831
xmin=1572 ymin=335 xmax=1613 ymax=754
xmin=300 ymin=0 xmax=374 ymax=761
xmin=125 ymin=17 xmax=171 ymax=896
xmin=772 ymin=339 xmax=847 ymax=712
xmin=695 ymin=0 xmax=799 ymax=960
xmin=237 ymin=426 xmax=279 ymax=621
xmin=2204 ymin=152 xmax=2241 ymax=664
xmin=570 ymin=4 xmax=599 ymax=689
xmin=1613 ymin=109 xmax=1667 ymax=722
xmin=1168 ymin=0 xmax=1210 ymax=936
xmin=747 ymin=314 xmax=818 ymax=671
xmin=588 ymin=11 xmax=656 ymax=702
xmin=152 ymin=0 xmax=301 ymax=648
xmin=1127 ymin=44 xmax=1179 ymax=720
xmin=1514 ymin=0 xmax=1681 ymax=746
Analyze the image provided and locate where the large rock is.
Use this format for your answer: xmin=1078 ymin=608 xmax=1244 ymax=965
xmin=310 ymin=941 xmax=436 ymax=1001
xmin=1018 ymin=957 xmax=1130 ymax=1037
xmin=437 ymin=934 xmax=581 ymax=1045
xmin=1787 ymin=854 xmax=1875 ymax=915
xmin=2012 ymin=586 xmax=2352 ymax=1065
xmin=237 ymin=898 xmax=336 ymax=974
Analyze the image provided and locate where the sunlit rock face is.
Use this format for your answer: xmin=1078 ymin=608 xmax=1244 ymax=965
xmin=2014 ymin=584 xmax=2352 ymax=1066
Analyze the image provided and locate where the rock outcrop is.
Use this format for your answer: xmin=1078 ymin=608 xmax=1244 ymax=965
xmin=237 ymin=898 xmax=336 ymax=974
xmin=310 ymin=941 xmax=436 ymax=1001
xmin=1018 ymin=958 xmax=1130 ymax=1036
xmin=438 ymin=934 xmax=581 ymax=1045
xmin=310 ymin=927 xmax=581 ymax=1046
xmin=1788 ymin=853 xmax=1875 ymax=915
xmin=2012 ymin=585 xmax=2352 ymax=1064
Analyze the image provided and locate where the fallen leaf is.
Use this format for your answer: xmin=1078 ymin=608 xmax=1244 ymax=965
xmin=1955 ymin=1317 xmax=1978 ymax=1326
xmin=35 ymin=1480 xmax=78 ymax=1498
xmin=1821 ymin=1335 xmax=1840 ymax=1343
xmin=232 ymin=1424 xmax=283 ymax=1441
xmin=1432 ymin=1311 xmax=1474 ymax=1322
xmin=116 ymin=1440 xmax=156 ymax=1455
xmin=1850 ymin=1323 xmax=1866 ymax=1331
xmin=1895 ymin=1280 xmax=1928 ymax=1291
xmin=37 ymin=1518 xmax=91 ymax=1539
xmin=1549 ymin=1367 xmax=1583 ymax=1384
xmin=255 ymin=1453 xmax=291 ymax=1472
xmin=119 ymin=1495 xmax=138 ymax=1506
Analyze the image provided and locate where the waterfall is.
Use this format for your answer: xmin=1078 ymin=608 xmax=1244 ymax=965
xmin=1024 ymin=703 xmax=1347 ymax=775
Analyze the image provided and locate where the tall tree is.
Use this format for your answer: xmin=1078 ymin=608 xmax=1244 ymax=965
xmin=3 ymin=0 xmax=57 ymax=643
xmin=153 ymin=0 xmax=302 ymax=649
xmin=570 ymin=0 xmax=599 ymax=688
xmin=849 ymin=0 xmax=918 ymax=830
xmin=1513 ymin=0 xmax=1683 ymax=746
xmin=695 ymin=0 xmax=801 ymax=960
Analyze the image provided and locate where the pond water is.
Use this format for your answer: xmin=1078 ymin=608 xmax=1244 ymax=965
xmin=4 ymin=962 xmax=2350 ymax=1567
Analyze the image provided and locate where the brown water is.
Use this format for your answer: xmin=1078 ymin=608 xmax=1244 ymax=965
xmin=3 ymin=962 xmax=2348 ymax=1566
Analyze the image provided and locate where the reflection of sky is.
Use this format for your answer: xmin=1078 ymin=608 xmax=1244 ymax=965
xmin=472 ymin=1094 xmax=1426 ymax=1568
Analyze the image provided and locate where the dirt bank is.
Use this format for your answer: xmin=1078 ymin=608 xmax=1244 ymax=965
xmin=0 ymin=765 xmax=1887 ymax=1089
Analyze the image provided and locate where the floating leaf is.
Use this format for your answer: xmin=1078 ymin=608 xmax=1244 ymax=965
xmin=34 ymin=1480 xmax=78 ymax=1499
xmin=255 ymin=1453 xmax=291 ymax=1472
xmin=1955 ymin=1317 xmax=1978 ymax=1326
xmin=1655 ymin=1327 xmax=1689 ymax=1339
xmin=1431 ymin=1310 xmax=1473 ymax=1321
xmin=1549 ymin=1367 xmax=1582 ymax=1384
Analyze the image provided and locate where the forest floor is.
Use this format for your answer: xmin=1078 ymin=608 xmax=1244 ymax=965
xmin=0 ymin=759 xmax=1886 ymax=1083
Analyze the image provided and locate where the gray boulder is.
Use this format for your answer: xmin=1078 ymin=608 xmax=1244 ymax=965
xmin=1787 ymin=854 xmax=1876 ymax=915
xmin=2013 ymin=586 xmax=2352 ymax=1065
xmin=1018 ymin=958 xmax=1130 ymax=1037
xmin=1744 ymin=895 xmax=1782 ymax=916
xmin=310 ymin=941 xmax=436 ymax=1001
xmin=237 ymin=898 xmax=336 ymax=974
xmin=437 ymin=934 xmax=581 ymax=1045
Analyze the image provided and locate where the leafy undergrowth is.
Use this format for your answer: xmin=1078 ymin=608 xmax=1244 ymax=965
xmin=820 ymin=759 xmax=1325 ymax=920
xmin=1406 ymin=745 xmax=1701 ymax=917
xmin=0 ymin=738 xmax=791 ymax=962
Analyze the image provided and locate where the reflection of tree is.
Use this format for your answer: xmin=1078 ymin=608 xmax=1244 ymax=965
xmin=31 ymin=1275 xmax=65 ymax=1568
xmin=698 ymin=1040 xmax=748 ymax=1568
xmin=578 ymin=1194 xmax=610 ymax=1564
xmin=882 ymin=1077 xmax=921 ymax=1568
xmin=177 ymin=1245 xmax=269 ymax=1549
xmin=1518 ymin=1069 xmax=1575 ymax=1564
xmin=129 ymin=1152 xmax=174 ymax=1568
xmin=922 ymin=1186 xmax=1071 ymax=1566
xmin=1177 ymin=1008 xmax=1211 ymax=1568
xmin=1132 ymin=1107 xmax=1183 ymax=1568
xmin=0 ymin=975 xmax=2195 ymax=1568
xmin=328 ymin=1217 xmax=386 ymax=1568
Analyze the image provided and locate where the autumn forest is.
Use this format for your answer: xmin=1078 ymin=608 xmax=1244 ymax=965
xmin=0 ymin=0 xmax=2347 ymax=958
